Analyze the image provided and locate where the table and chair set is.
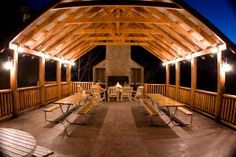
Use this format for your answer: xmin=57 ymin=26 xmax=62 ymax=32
xmin=139 ymin=93 xmax=193 ymax=126
xmin=0 ymin=85 xmax=193 ymax=156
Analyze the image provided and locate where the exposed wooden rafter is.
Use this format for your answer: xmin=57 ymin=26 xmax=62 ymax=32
xmin=9 ymin=0 xmax=225 ymax=62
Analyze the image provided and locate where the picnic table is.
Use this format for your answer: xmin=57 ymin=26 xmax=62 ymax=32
xmin=146 ymin=93 xmax=184 ymax=125
xmin=0 ymin=128 xmax=37 ymax=157
xmin=54 ymin=93 xmax=89 ymax=125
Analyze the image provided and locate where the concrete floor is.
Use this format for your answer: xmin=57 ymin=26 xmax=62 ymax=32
xmin=0 ymin=101 xmax=236 ymax=157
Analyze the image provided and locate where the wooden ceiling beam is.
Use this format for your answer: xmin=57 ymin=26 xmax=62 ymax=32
xmin=159 ymin=25 xmax=199 ymax=51
xmin=151 ymin=38 xmax=179 ymax=58
xmin=79 ymin=36 xmax=153 ymax=41
xmin=66 ymin=43 xmax=94 ymax=60
xmin=147 ymin=8 xmax=205 ymax=50
xmin=149 ymin=25 xmax=192 ymax=53
xmin=53 ymin=1 xmax=181 ymax=10
xmin=87 ymin=41 xmax=147 ymax=46
xmin=74 ymin=28 xmax=161 ymax=34
xmin=36 ymin=25 xmax=77 ymax=52
xmin=28 ymin=8 xmax=90 ymax=50
xmin=142 ymin=46 xmax=166 ymax=61
xmin=71 ymin=46 xmax=97 ymax=61
xmin=168 ymin=10 xmax=217 ymax=45
xmin=18 ymin=10 xmax=68 ymax=46
xmin=152 ymin=35 xmax=187 ymax=56
xmin=147 ymin=42 xmax=174 ymax=60
xmin=64 ymin=17 xmax=167 ymax=24
xmin=55 ymin=36 xmax=90 ymax=57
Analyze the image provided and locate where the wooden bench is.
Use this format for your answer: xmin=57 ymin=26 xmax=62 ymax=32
xmin=43 ymin=104 xmax=60 ymax=125
xmin=77 ymin=101 xmax=95 ymax=124
xmin=33 ymin=145 xmax=54 ymax=157
xmin=139 ymin=99 xmax=159 ymax=125
xmin=177 ymin=107 xmax=193 ymax=126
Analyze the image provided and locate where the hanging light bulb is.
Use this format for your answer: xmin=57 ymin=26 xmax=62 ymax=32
xmin=4 ymin=57 xmax=13 ymax=70
xmin=223 ymin=58 xmax=232 ymax=72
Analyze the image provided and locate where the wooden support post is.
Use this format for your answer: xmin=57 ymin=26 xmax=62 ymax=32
xmin=215 ymin=45 xmax=226 ymax=121
xmin=10 ymin=47 xmax=19 ymax=117
xmin=165 ymin=64 xmax=170 ymax=96
xmin=190 ymin=57 xmax=197 ymax=109
xmin=39 ymin=57 xmax=45 ymax=105
xmin=57 ymin=61 xmax=61 ymax=99
xmin=66 ymin=64 xmax=72 ymax=94
xmin=175 ymin=62 xmax=180 ymax=100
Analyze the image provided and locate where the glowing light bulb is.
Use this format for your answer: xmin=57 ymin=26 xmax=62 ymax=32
xmin=223 ymin=63 xmax=232 ymax=72
xmin=4 ymin=61 xmax=13 ymax=70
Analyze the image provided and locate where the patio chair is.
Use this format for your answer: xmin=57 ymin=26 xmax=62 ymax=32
xmin=76 ymin=85 xmax=84 ymax=93
xmin=107 ymin=86 xmax=119 ymax=102
xmin=90 ymin=84 xmax=106 ymax=104
xmin=132 ymin=86 xmax=144 ymax=106
xmin=121 ymin=86 xmax=133 ymax=101
xmin=133 ymin=86 xmax=144 ymax=100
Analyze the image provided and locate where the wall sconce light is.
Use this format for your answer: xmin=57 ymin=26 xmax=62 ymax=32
xmin=4 ymin=57 xmax=13 ymax=70
xmin=223 ymin=58 xmax=232 ymax=72
xmin=162 ymin=62 xmax=167 ymax=66
xmin=70 ymin=61 xmax=75 ymax=66
xmin=17 ymin=45 xmax=23 ymax=54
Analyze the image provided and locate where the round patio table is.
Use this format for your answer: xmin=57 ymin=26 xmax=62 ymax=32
xmin=0 ymin=128 xmax=37 ymax=157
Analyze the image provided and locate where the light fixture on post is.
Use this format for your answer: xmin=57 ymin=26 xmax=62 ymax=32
xmin=223 ymin=58 xmax=232 ymax=73
xmin=4 ymin=57 xmax=13 ymax=70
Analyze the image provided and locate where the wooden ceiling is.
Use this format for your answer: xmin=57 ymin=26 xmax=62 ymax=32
xmin=10 ymin=0 xmax=225 ymax=62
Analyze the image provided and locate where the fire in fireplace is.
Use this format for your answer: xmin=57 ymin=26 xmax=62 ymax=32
xmin=108 ymin=76 xmax=128 ymax=87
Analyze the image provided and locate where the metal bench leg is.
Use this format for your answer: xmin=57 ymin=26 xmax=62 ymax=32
xmin=44 ymin=112 xmax=47 ymax=126
xmin=85 ymin=114 xmax=88 ymax=124
xmin=148 ymin=115 xmax=151 ymax=125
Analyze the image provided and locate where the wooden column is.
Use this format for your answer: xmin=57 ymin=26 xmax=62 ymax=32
xmin=66 ymin=64 xmax=72 ymax=94
xmin=39 ymin=57 xmax=45 ymax=105
xmin=175 ymin=62 xmax=180 ymax=100
xmin=57 ymin=61 xmax=61 ymax=99
xmin=215 ymin=46 xmax=226 ymax=121
xmin=10 ymin=47 xmax=19 ymax=117
xmin=165 ymin=64 xmax=170 ymax=96
xmin=190 ymin=57 xmax=197 ymax=109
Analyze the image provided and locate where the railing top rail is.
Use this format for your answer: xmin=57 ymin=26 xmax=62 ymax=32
xmin=169 ymin=85 xmax=176 ymax=87
xmin=195 ymin=89 xmax=217 ymax=95
xmin=45 ymin=84 xmax=57 ymax=87
xmin=223 ymin=93 xmax=236 ymax=99
xmin=0 ymin=89 xmax=12 ymax=93
xmin=18 ymin=86 xmax=40 ymax=91
xmin=144 ymin=83 xmax=165 ymax=86
xmin=73 ymin=82 xmax=93 ymax=84
xmin=179 ymin=86 xmax=191 ymax=90
xmin=61 ymin=82 xmax=69 ymax=85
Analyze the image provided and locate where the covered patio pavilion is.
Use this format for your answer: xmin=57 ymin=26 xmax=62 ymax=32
xmin=0 ymin=0 xmax=236 ymax=156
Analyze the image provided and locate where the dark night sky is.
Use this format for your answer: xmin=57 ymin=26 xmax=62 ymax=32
xmin=184 ymin=0 xmax=236 ymax=44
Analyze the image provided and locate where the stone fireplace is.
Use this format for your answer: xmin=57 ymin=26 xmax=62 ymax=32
xmin=93 ymin=46 xmax=144 ymax=87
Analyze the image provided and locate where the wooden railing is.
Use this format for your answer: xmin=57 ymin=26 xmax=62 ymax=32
xmin=18 ymin=86 xmax=41 ymax=112
xmin=221 ymin=94 xmax=236 ymax=128
xmin=177 ymin=86 xmax=191 ymax=105
xmin=0 ymin=89 xmax=13 ymax=118
xmin=61 ymin=82 xmax=70 ymax=97
xmin=168 ymin=85 xmax=176 ymax=99
xmin=72 ymin=82 xmax=93 ymax=93
xmin=45 ymin=84 xmax=58 ymax=102
xmin=193 ymin=89 xmax=217 ymax=117
xmin=144 ymin=83 xmax=166 ymax=95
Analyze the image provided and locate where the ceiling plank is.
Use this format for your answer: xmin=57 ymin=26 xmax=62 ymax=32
xmin=19 ymin=10 xmax=68 ymax=46
xmin=53 ymin=1 xmax=181 ymax=10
